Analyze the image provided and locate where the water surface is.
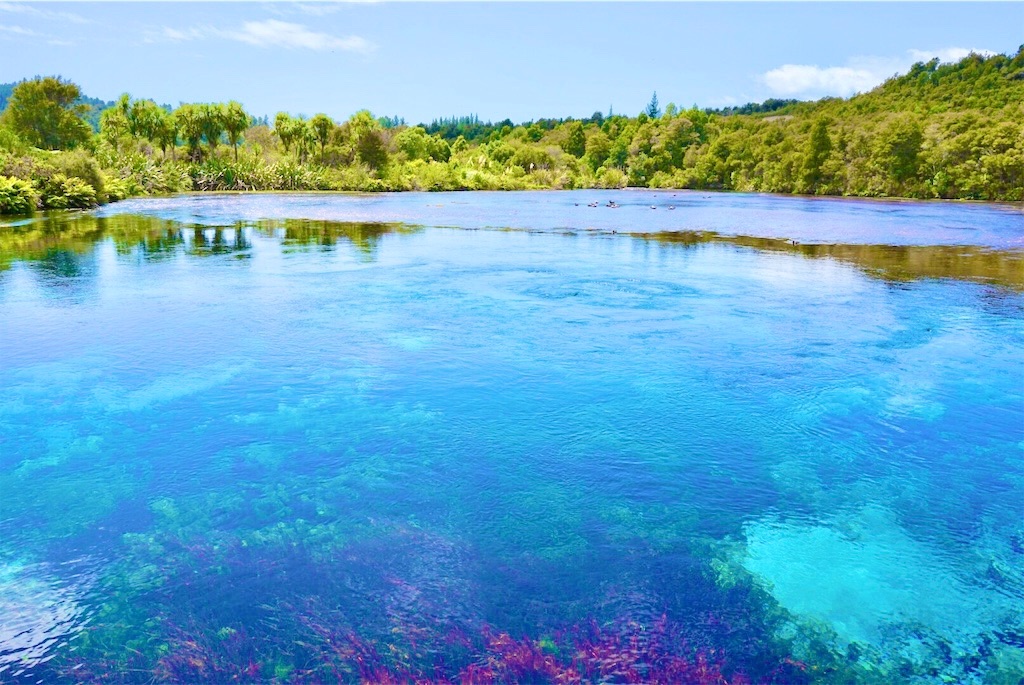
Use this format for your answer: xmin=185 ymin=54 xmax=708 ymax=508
xmin=1 ymin=191 xmax=1022 ymax=683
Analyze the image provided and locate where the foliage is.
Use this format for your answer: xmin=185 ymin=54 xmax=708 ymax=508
xmin=0 ymin=124 xmax=29 ymax=154
xmin=1 ymin=49 xmax=1022 ymax=214
xmin=174 ymin=103 xmax=204 ymax=162
xmin=53 ymin=148 xmax=106 ymax=201
xmin=647 ymin=91 xmax=662 ymax=118
xmin=222 ymin=101 xmax=249 ymax=161
xmin=0 ymin=174 xmax=38 ymax=214
xmin=562 ymin=121 xmax=586 ymax=158
xmin=0 ymin=77 xmax=92 ymax=150
xmin=309 ymin=113 xmax=333 ymax=164
xmin=40 ymin=173 xmax=98 ymax=209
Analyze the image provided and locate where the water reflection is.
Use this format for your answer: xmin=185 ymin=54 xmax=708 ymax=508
xmin=260 ymin=218 xmax=416 ymax=258
xmin=639 ymin=230 xmax=1024 ymax=290
xmin=2 ymin=211 xmax=1021 ymax=290
xmin=0 ymin=214 xmax=422 ymax=272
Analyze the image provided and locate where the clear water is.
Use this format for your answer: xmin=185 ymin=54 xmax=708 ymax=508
xmin=1 ymin=191 xmax=1022 ymax=683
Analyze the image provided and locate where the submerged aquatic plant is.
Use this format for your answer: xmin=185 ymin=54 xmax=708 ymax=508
xmin=47 ymin=522 xmax=802 ymax=684
xmin=148 ymin=614 xmax=745 ymax=684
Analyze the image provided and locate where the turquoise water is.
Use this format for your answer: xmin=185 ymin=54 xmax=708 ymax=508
xmin=1 ymin=191 xmax=1022 ymax=683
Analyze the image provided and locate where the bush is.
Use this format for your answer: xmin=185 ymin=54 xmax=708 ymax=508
xmin=0 ymin=175 xmax=39 ymax=214
xmin=41 ymin=173 xmax=98 ymax=209
xmin=104 ymin=177 xmax=132 ymax=202
xmin=0 ymin=126 xmax=28 ymax=154
xmin=510 ymin=146 xmax=554 ymax=172
xmin=0 ymin=153 xmax=57 ymax=186
xmin=54 ymin=149 xmax=106 ymax=201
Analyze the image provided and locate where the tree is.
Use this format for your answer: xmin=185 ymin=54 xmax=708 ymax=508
xmin=222 ymin=101 xmax=249 ymax=161
xmin=130 ymin=99 xmax=168 ymax=142
xmin=174 ymin=103 xmax=204 ymax=162
xmin=584 ymin=130 xmax=611 ymax=170
xmin=152 ymin=107 xmax=178 ymax=160
xmin=100 ymin=105 xmax=130 ymax=151
xmin=562 ymin=121 xmax=586 ymax=158
xmin=802 ymin=118 xmax=832 ymax=192
xmin=1 ymin=77 xmax=92 ymax=149
xmin=310 ymin=113 xmax=333 ymax=164
xmin=294 ymin=119 xmax=315 ymax=163
xmin=200 ymin=103 xmax=226 ymax=158
xmin=275 ymin=112 xmax=297 ymax=155
xmin=646 ymin=92 xmax=661 ymax=119
xmin=349 ymin=110 xmax=389 ymax=171
xmin=876 ymin=116 xmax=923 ymax=185
xmin=394 ymin=126 xmax=431 ymax=161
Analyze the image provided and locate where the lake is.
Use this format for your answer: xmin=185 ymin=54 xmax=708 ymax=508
xmin=1 ymin=190 xmax=1022 ymax=683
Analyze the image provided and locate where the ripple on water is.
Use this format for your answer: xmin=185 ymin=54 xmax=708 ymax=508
xmin=0 ymin=558 xmax=94 ymax=678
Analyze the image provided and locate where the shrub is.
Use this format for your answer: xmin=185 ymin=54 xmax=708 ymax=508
xmin=104 ymin=177 xmax=132 ymax=202
xmin=0 ymin=153 xmax=57 ymax=186
xmin=54 ymin=149 xmax=106 ymax=201
xmin=0 ymin=126 xmax=28 ymax=154
xmin=0 ymin=175 xmax=39 ymax=214
xmin=41 ymin=173 xmax=98 ymax=209
xmin=510 ymin=146 xmax=554 ymax=172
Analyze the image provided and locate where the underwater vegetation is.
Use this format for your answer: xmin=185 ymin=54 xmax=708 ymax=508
xmin=42 ymin=523 xmax=813 ymax=685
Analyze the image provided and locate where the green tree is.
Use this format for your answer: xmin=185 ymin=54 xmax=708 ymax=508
xmin=393 ymin=128 xmax=449 ymax=163
xmin=294 ymin=118 xmax=315 ymax=163
xmin=562 ymin=121 xmax=586 ymax=158
xmin=174 ymin=103 xmax=204 ymax=162
xmin=152 ymin=107 xmax=178 ymax=160
xmin=275 ymin=112 xmax=297 ymax=155
xmin=646 ymin=92 xmax=661 ymax=118
xmin=310 ymin=113 xmax=333 ymax=164
xmin=100 ymin=105 xmax=130 ymax=151
xmin=802 ymin=118 xmax=832 ymax=192
xmin=1 ymin=77 xmax=92 ymax=149
xmin=222 ymin=101 xmax=249 ymax=161
xmin=200 ymin=103 xmax=226 ymax=158
xmin=349 ymin=111 xmax=389 ymax=171
xmin=129 ymin=99 xmax=168 ymax=143
xmin=876 ymin=116 xmax=923 ymax=185
xmin=584 ymin=130 xmax=611 ymax=171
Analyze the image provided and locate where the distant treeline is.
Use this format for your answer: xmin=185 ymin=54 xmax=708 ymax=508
xmin=1 ymin=47 xmax=1022 ymax=214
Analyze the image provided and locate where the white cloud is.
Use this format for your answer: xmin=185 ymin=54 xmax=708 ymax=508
xmin=161 ymin=26 xmax=207 ymax=42
xmin=761 ymin=47 xmax=997 ymax=98
xmin=0 ymin=21 xmax=75 ymax=45
xmin=763 ymin=64 xmax=878 ymax=97
xmin=0 ymin=23 xmax=38 ymax=36
xmin=153 ymin=19 xmax=373 ymax=54
xmin=0 ymin=2 xmax=89 ymax=25
xmin=229 ymin=20 xmax=373 ymax=53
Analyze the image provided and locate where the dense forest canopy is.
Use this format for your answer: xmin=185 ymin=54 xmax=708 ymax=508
xmin=1 ymin=47 xmax=1022 ymax=214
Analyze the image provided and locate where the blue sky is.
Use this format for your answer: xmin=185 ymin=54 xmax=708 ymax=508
xmin=1 ymin=2 xmax=1021 ymax=123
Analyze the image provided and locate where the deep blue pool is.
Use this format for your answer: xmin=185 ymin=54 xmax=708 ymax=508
xmin=1 ymin=191 xmax=1022 ymax=683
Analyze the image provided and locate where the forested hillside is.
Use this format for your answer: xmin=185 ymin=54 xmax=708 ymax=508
xmin=1 ymin=48 xmax=1021 ymax=214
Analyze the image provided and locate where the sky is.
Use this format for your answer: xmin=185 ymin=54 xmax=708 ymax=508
xmin=1 ymin=2 xmax=1021 ymax=124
